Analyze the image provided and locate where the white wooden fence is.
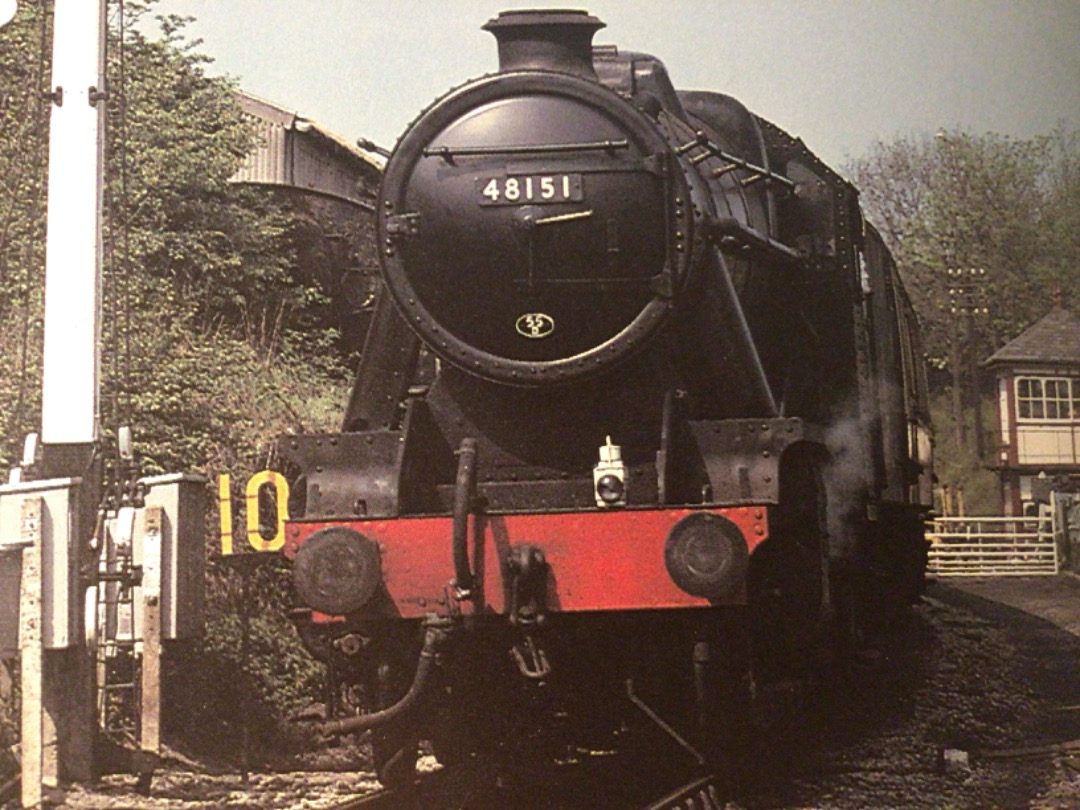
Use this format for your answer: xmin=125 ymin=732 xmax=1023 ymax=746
xmin=926 ymin=516 xmax=1059 ymax=577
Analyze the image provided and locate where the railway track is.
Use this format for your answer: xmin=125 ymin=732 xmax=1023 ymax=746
xmin=318 ymin=760 xmax=726 ymax=810
xmin=28 ymin=585 xmax=1080 ymax=808
xmin=285 ymin=591 xmax=1080 ymax=810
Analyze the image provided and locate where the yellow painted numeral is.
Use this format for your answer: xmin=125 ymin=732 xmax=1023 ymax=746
xmin=218 ymin=471 xmax=291 ymax=554
xmin=218 ymin=473 xmax=234 ymax=555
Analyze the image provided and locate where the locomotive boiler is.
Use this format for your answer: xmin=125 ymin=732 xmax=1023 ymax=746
xmin=279 ymin=9 xmax=933 ymax=787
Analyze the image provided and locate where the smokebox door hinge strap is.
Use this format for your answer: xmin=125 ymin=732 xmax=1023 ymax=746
xmin=385 ymin=213 xmax=420 ymax=239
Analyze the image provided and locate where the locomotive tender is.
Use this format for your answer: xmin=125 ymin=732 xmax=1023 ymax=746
xmin=280 ymin=9 xmax=933 ymax=785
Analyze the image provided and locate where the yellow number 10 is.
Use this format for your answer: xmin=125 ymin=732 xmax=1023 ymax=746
xmin=218 ymin=471 xmax=290 ymax=554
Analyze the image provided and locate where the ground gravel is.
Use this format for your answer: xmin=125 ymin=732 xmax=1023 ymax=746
xmin=735 ymin=576 xmax=1080 ymax=810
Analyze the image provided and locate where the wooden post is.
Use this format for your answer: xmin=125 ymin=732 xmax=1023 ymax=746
xmin=135 ymin=506 xmax=163 ymax=794
xmin=3 ymin=479 xmax=97 ymax=801
xmin=18 ymin=496 xmax=47 ymax=809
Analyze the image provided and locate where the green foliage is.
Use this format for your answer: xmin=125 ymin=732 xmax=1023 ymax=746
xmin=165 ymin=558 xmax=325 ymax=764
xmin=929 ymin=392 xmax=1000 ymax=515
xmin=100 ymin=3 xmax=348 ymax=443
xmin=117 ymin=311 xmax=347 ymax=480
xmin=0 ymin=662 xmax=17 ymax=779
xmin=1039 ymin=127 xmax=1080 ymax=285
xmin=846 ymin=129 xmax=1080 ymax=460
xmin=846 ymin=130 xmax=1075 ymax=370
xmin=0 ymin=0 xmax=355 ymax=766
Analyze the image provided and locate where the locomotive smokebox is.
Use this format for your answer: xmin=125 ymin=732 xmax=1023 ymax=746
xmin=376 ymin=7 xmax=696 ymax=387
xmin=483 ymin=10 xmax=605 ymax=79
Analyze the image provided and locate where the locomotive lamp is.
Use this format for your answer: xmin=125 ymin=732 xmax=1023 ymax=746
xmin=593 ymin=436 xmax=627 ymax=507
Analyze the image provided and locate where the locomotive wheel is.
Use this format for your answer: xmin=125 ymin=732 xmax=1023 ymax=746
xmin=370 ymin=661 xmax=419 ymax=788
xmin=371 ymin=728 xmax=418 ymax=789
xmin=694 ymin=621 xmax=753 ymax=792
xmin=748 ymin=453 xmax=830 ymax=679
xmin=427 ymin=695 xmax=475 ymax=768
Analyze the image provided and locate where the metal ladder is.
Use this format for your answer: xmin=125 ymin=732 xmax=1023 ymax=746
xmin=94 ymin=505 xmax=142 ymax=745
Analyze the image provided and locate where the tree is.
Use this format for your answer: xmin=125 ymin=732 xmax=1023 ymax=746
xmin=0 ymin=0 xmax=349 ymax=467
xmin=101 ymin=4 xmax=351 ymax=464
xmin=846 ymin=129 xmax=1079 ymax=457
xmin=0 ymin=0 xmax=352 ymax=761
xmin=1039 ymin=127 xmax=1080 ymax=286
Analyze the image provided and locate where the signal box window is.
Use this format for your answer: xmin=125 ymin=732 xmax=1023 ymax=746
xmin=1016 ymin=376 xmax=1080 ymax=421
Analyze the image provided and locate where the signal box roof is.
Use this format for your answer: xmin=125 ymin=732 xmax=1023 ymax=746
xmin=985 ymin=305 xmax=1080 ymax=368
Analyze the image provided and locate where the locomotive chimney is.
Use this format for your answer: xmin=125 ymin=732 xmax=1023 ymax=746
xmin=483 ymin=9 xmax=605 ymax=80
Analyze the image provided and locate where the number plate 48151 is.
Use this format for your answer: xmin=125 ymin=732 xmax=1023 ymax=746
xmin=477 ymin=173 xmax=583 ymax=206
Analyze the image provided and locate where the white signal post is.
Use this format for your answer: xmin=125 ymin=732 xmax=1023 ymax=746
xmin=3 ymin=0 xmax=110 ymax=799
xmin=40 ymin=0 xmax=106 ymax=449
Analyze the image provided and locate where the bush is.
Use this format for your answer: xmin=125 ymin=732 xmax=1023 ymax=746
xmin=165 ymin=556 xmax=325 ymax=766
xmin=930 ymin=392 xmax=1000 ymax=515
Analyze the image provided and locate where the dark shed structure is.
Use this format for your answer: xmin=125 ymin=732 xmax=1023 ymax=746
xmin=231 ymin=91 xmax=384 ymax=353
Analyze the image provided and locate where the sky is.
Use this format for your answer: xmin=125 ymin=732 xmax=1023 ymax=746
xmin=147 ymin=0 xmax=1079 ymax=170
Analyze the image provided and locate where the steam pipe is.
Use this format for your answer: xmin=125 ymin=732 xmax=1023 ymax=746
xmin=704 ymin=248 xmax=779 ymax=417
xmin=318 ymin=619 xmax=448 ymax=737
xmin=709 ymin=216 xmax=803 ymax=266
xmin=342 ymin=290 xmax=421 ymax=432
xmin=452 ymin=438 xmax=478 ymax=599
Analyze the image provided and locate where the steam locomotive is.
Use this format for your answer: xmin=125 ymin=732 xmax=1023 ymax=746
xmin=280 ymin=9 xmax=933 ymax=787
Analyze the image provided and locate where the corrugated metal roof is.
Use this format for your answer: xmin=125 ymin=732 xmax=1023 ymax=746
xmin=236 ymin=91 xmax=383 ymax=170
xmin=231 ymin=91 xmax=382 ymax=201
xmin=236 ymin=91 xmax=298 ymax=129
xmin=984 ymin=306 xmax=1080 ymax=367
